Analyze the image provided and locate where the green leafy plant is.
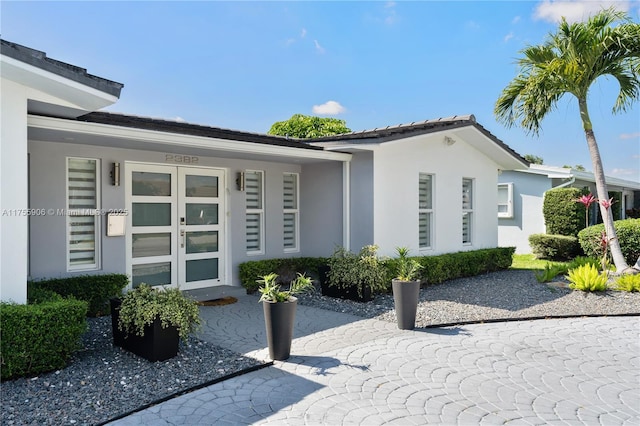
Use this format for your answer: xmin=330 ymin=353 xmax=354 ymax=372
xmin=578 ymin=219 xmax=640 ymax=266
xmin=393 ymin=247 xmax=422 ymax=281
xmin=327 ymin=245 xmax=388 ymax=297
xmin=528 ymin=233 xmax=581 ymax=260
xmin=239 ymin=257 xmax=327 ymax=294
xmin=117 ymin=284 xmax=201 ymax=341
xmin=1 ymin=297 xmax=87 ymax=380
xmin=257 ymin=272 xmax=314 ymax=303
xmin=566 ymin=264 xmax=609 ymax=292
xmin=535 ymin=262 xmax=569 ymax=283
xmin=29 ymin=274 xmax=129 ymax=316
xmin=614 ymin=274 xmax=640 ymax=292
xmin=567 ymin=256 xmax=600 ymax=270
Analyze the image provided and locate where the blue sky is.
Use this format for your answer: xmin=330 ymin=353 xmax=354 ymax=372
xmin=2 ymin=0 xmax=639 ymax=179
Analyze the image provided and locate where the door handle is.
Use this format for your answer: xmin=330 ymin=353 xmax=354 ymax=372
xmin=180 ymin=230 xmax=185 ymax=248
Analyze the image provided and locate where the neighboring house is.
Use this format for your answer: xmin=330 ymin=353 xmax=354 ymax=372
xmin=0 ymin=39 xmax=527 ymax=304
xmin=498 ymin=164 xmax=640 ymax=254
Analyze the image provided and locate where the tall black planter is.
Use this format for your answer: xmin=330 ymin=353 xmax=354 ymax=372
xmin=110 ymin=298 xmax=180 ymax=362
xmin=262 ymin=297 xmax=297 ymax=361
xmin=392 ymin=280 xmax=420 ymax=330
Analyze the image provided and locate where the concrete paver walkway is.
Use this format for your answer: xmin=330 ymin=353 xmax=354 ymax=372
xmin=109 ymin=291 xmax=640 ymax=425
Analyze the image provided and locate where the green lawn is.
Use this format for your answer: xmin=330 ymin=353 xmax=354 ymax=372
xmin=510 ymin=254 xmax=569 ymax=270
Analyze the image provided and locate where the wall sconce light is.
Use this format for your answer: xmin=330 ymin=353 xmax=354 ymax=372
xmin=110 ymin=162 xmax=120 ymax=186
xmin=236 ymin=171 xmax=245 ymax=191
xmin=443 ymin=136 xmax=456 ymax=146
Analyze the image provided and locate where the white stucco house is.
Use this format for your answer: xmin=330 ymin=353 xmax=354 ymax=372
xmin=1 ymin=39 xmax=528 ymax=304
xmin=498 ymin=164 xmax=640 ymax=254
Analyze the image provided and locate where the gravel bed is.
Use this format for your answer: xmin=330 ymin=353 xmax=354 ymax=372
xmin=2 ymin=269 xmax=638 ymax=426
xmin=1 ymin=317 xmax=264 ymax=426
xmin=296 ymin=269 xmax=640 ymax=327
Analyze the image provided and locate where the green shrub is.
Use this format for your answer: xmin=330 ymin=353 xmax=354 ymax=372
xmin=567 ymin=256 xmax=600 ymax=270
xmin=615 ymin=274 xmax=640 ymax=292
xmin=535 ymin=263 xmax=569 ymax=283
xmin=528 ymin=234 xmax=581 ymax=260
xmin=415 ymin=247 xmax=515 ymax=285
xmin=543 ymin=188 xmax=585 ymax=236
xmin=577 ymin=219 xmax=640 ymax=266
xmin=566 ymin=264 xmax=608 ymax=292
xmin=1 ymin=298 xmax=88 ymax=380
xmin=29 ymin=274 xmax=129 ymax=317
xmin=239 ymin=257 xmax=327 ymax=294
xmin=327 ymin=245 xmax=388 ymax=297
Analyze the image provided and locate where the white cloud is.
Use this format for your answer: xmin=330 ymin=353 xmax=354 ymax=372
xmin=620 ymin=131 xmax=640 ymax=139
xmin=466 ymin=20 xmax=481 ymax=30
xmin=314 ymin=39 xmax=325 ymax=54
xmin=312 ymin=101 xmax=346 ymax=115
xmin=504 ymin=32 xmax=515 ymax=42
xmin=533 ymin=0 xmax=632 ymax=23
xmin=512 ymin=15 xmax=521 ymax=24
xmin=285 ymin=38 xmax=296 ymax=47
xmin=174 ymin=116 xmax=186 ymax=122
xmin=301 ymin=28 xmax=307 ymax=38
xmin=384 ymin=1 xmax=398 ymax=25
xmin=610 ymin=168 xmax=640 ymax=177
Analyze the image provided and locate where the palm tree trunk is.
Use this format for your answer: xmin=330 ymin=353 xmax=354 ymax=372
xmin=579 ymin=98 xmax=629 ymax=273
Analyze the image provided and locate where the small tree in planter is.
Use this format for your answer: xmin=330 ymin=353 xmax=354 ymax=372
xmin=391 ymin=247 xmax=423 ymax=330
xmin=111 ymin=284 xmax=201 ymax=362
xmin=324 ymin=245 xmax=387 ymax=302
xmin=258 ymin=272 xmax=314 ymax=360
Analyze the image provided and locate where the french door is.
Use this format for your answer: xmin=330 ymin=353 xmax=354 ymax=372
xmin=126 ymin=164 xmax=224 ymax=290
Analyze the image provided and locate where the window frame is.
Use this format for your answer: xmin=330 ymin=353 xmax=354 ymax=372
xmin=283 ymin=172 xmax=300 ymax=253
xmin=462 ymin=177 xmax=474 ymax=245
xmin=497 ymin=182 xmax=514 ymax=219
xmin=66 ymin=157 xmax=101 ymax=271
xmin=418 ymin=173 xmax=434 ymax=250
xmin=245 ymin=170 xmax=265 ymax=256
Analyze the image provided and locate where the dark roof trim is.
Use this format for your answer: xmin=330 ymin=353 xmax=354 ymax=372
xmin=305 ymin=114 xmax=527 ymax=165
xmin=77 ymin=112 xmax=326 ymax=151
xmin=1 ymin=39 xmax=123 ymax=98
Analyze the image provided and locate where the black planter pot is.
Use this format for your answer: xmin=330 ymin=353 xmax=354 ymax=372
xmin=392 ymin=279 xmax=421 ymax=330
xmin=262 ymin=297 xmax=297 ymax=361
xmin=110 ymin=298 xmax=180 ymax=362
xmin=320 ymin=281 xmax=373 ymax=302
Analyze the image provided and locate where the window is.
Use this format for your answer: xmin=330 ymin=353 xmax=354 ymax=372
xmin=497 ymin=183 xmax=514 ymax=218
xmin=283 ymin=173 xmax=299 ymax=252
xmin=462 ymin=178 xmax=473 ymax=244
xmin=245 ymin=170 xmax=264 ymax=254
xmin=419 ymin=173 xmax=433 ymax=249
xmin=67 ymin=157 xmax=100 ymax=270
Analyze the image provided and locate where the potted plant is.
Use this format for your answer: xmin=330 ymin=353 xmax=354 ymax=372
xmin=323 ymin=245 xmax=387 ymax=302
xmin=258 ymin=272 xmax=313 ymax=361
xmin=391 ymin=247 xmax=423 ymax=330
xmin=110 ymin=284 xmax=201 ymax=362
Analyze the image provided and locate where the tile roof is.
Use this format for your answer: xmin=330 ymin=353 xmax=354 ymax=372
xmin=1 ymin=39 xmax=123 ymax=97
xmin=77 ymin=112 xmax=326 ymax=151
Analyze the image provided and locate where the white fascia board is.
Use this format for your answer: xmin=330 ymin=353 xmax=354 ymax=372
xmin=28 ymin=115 xmax=352 ymax=162
xmin=1 ymin=56 xmax=119 ymax=111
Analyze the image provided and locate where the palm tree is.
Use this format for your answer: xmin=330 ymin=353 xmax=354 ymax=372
xmin=495 ymin=8 xmax=639 ymax=273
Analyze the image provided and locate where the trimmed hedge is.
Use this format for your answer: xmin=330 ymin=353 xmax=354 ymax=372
xmin=239 ymin=257 xmax=328 ymax=294
xmin=528 ymin=234 xmax=582 ymax=260
xmin=29 ymin=274 xmax=129 ymax=317
xmin=1 ymin=297 xmax=88 ymax=380
xmin=543 ymin=188 xmax=585 ymax=236
xmin=239 ymin=247 xmax=515 ymax=293
xmin=577 ymin=219 xmax=640 ymax=266
xmin=413 ymin=247 xmax=515 ymax=285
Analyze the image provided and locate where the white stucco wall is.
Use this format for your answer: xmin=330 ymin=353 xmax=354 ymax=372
xmin=498 ymin=171 xmax=552 ymax=254
xmin=371 ymin=132 xmax=501 ymax=258
xmin=1 ymin=78 xmax=29 ymax=303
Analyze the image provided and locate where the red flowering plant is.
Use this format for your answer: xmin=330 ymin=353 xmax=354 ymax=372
xmin=598 ymin=230 xmax=611 ymax=272
xmin=575 ymin=193 xmax=597 ymax=228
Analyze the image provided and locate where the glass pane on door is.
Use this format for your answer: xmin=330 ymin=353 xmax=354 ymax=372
xmin=132 ymin=233 xmax=171 ymax=258
xmin=186 ymin=231 xmax=218 ymax=254
xmin=132 ymin=172 xmax=171 ymax=196
xmin=132 ymin=262 xmax=171 ymax=287
xmin=185 ymin=175 xmax=218 ymax=197
xmin=132 ymin=203 xmax=172 ymax=226
xmin=186 ymin=258 xmax=218 ymax=282
xmin=185 ymin=203 xmax=218 ymax=225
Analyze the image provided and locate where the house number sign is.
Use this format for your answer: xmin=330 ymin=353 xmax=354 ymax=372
xmin=165 ymin=154 xmax=199 ymax=164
